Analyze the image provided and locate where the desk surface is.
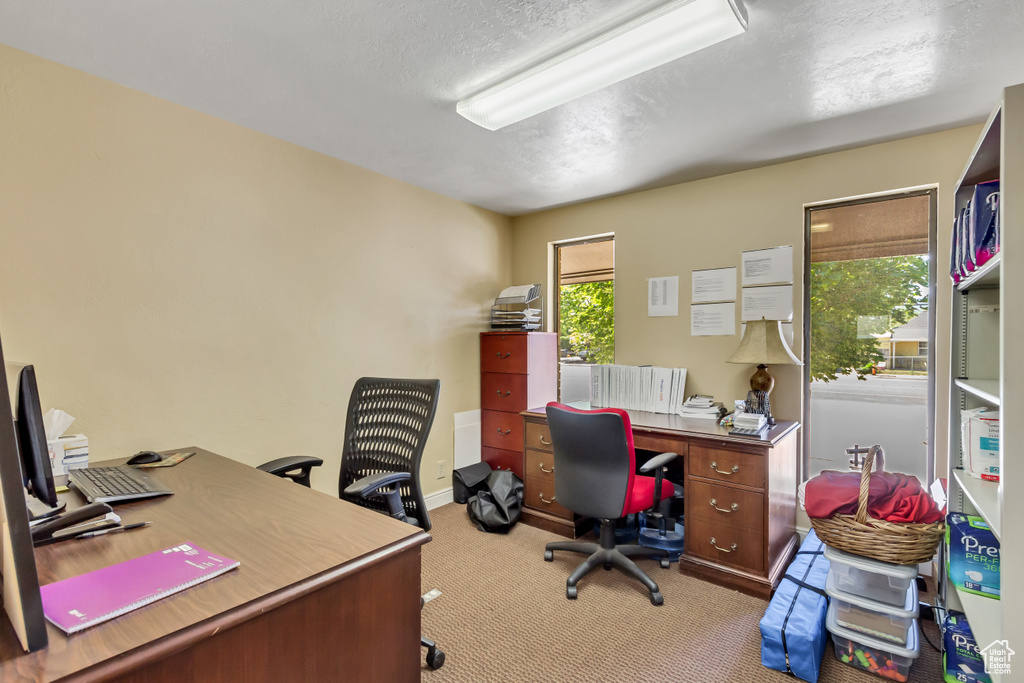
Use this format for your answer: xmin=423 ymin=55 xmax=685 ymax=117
xmin=0 ymin=448 xmax=429 ymax=681
xmin=524 ymin=404 xmax=798 ymax=447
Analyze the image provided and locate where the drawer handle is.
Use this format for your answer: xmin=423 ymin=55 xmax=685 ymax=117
xmin=710 ymin=461 xmax=739 ymax=475
xmin=538 ymin=435 xmax=552 ymax=446
xmin=709 ymin=498 xmax=738 ymax=513
xmin=710 ymin=537 xmax=738 ymax=553
xmin=539 ymin=493 xmax=556 ymax=505
xmin=496 ymin=389 xmax=512 ymax=397
xmin=496 ymin=351 xmax=512 ymax=358
xmin=538 ymin=462 xmax=554 ymax=473
xmin=497 ymin=428 xmax=512 ymax=436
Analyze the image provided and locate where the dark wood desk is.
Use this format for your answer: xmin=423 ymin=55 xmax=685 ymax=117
xmin=521 ymin=407 xmax=800 ymax=598
xmin=0 ymin=449 xmax=430 ymax=682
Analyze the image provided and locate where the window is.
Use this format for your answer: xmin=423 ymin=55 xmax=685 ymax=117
xmin=554 ymin=237 xmax=614 ymax=401
xmin=804 ymin=191 xmax=936 ymax=483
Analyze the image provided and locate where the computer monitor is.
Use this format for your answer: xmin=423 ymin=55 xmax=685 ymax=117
xmin=14 ymin=365 xmax=58 ymax=509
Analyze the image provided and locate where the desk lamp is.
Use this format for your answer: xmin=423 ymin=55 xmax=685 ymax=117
xmin=727 ymin=318 xmax=801 ymax=426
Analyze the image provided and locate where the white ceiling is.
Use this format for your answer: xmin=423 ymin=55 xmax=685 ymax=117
xmin=2 ymin=0 xmax=1023 ymax=216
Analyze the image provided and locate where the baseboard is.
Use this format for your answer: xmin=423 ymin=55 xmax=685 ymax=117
xmin=425 ymin=486 xmax=454 ymax=511
xmin=795 ymin=525 xmax=812 ymax=541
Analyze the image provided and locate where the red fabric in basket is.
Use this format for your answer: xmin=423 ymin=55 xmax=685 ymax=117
xmin=805 ymin=470 xmax=943 ymax=524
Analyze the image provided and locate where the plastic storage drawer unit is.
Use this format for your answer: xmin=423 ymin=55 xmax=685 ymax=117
xmin=823 ymin=545 xmax=918 ymax=608
xmin=825 ymin=570 xmax=918 ymax=646
xmin=827 ymin=603 xmax=919 ymax=681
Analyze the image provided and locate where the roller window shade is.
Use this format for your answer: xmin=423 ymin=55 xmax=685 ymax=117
xmin=810 ymin=194 xmax=929 ymax=263
xmin=558 ymin=240 xmax=614 ymax=285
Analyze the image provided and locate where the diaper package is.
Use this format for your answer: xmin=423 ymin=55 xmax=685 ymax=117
xmin=943 ymin=611 xmax=991 ymax=683
xmin=961 ymin=408 xmax=999 ymax=481
xmin=946 ymin=513 xmax=999 ymax=599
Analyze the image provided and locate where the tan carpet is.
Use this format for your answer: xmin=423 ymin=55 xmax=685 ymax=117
xmin=420 ymin=503 xmax=940 ymax=682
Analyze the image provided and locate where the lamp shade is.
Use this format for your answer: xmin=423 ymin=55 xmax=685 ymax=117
xmin=728 ymin=318 xmax=802 ymax=366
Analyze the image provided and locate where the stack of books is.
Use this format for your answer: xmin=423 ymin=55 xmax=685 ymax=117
xmin=677 ymin=395 xmax=726 ymax=420
xmin=731 ymin=412 xmax=768 ymax=434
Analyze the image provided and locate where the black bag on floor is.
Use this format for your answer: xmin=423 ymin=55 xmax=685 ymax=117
xmin=452 ymin=462 xmax=493 ymax=504
xmin=467 ymin=470 xmax=524 ymax=534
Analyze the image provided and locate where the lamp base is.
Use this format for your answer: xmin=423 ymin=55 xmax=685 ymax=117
xmin=745 ymin=390 xmax=776 ymax=427
xmin=750 ymin=364 xmax=774 ymax=393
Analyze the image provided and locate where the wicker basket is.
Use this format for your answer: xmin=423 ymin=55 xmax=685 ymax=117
xmin=809 ymin=445 xmax=944 ymax=566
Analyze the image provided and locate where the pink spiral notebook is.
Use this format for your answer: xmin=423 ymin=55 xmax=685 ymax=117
xmin=40 ymin=543 xmax=240 ymax=634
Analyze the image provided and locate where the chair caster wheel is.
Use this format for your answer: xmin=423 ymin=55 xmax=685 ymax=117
xmin=426 ymin=648 xmax=445 ymax=670
xmin=660 ymin=558 xmax=671 ymax=569
xmin=650 ymin=591 xmax=664 ymax=606
xmin=566 ymin=585 xmax=578 ymax=600
xmin=544 ymin=550 xmax=554 ymax=562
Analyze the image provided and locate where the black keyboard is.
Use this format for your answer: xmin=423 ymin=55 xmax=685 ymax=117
xmin=76 ymin=466 xmax=155 ymax=496
xmin=68 ymin=466 xmax=173 ymax=503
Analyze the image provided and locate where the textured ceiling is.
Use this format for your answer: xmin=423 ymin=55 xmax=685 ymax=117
xmin=2 ymin=0 xmax=1024 ymax=215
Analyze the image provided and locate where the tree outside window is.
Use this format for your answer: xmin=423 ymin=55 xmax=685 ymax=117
xmin=558 ymin=280 xmax=614 ymax=365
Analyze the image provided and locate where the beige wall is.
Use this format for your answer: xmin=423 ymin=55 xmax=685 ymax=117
xmin=511 ymin=124 xmax=984 ymax=480
xmin=0 ymin=45 xmax=511 ymax=496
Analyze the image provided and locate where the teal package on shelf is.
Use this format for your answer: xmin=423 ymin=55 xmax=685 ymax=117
xmin=946 ymin=513 xmax=1000 ymax=599
xmin=760 ymin=529 xmax=830 ymax=682
xmin=943 ymin=611 xmax=992 ymax=683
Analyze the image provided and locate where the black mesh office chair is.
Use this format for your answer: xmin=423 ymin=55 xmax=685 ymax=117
xmin=258 ymin=377 xmax=445 ymax=670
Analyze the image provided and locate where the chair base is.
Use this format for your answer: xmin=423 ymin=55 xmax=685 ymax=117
xmin=544 ymin=518 xmax=669 ymax=605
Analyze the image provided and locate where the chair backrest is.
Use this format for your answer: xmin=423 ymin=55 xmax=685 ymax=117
xmin=544 ymin=402 xmax=637 ymax=520
xmin=339 ymin=378 xmax=440 ymax=531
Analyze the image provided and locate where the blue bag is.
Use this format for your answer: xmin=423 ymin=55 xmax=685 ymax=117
xmin=759 ymin=529 xmax=830 ymax=682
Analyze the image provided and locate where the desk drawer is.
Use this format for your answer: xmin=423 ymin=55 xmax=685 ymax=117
xmin=525 ymin=474 xmax=572 ymax=519
xmin=524 ymin=420 xmax=554 ymax=454
xmin=686 ymin=516 xmax=764 ymax=574
xmin=688 ymin=443 xmax=766 ymax=489
xmin=480 ymin=335 xmax=528 ymax=374
xmin=481 ymin=410 xmax=524 ymax=450
xmin=481 ymin=373 xmax=529 ymax=412
xmin=482 ymin=446 xmax=523 ymax=479
xmin=525 ymin=448 xmax=557 ymax=482
xmin=688 ymin=479 xmax=763 ymax=534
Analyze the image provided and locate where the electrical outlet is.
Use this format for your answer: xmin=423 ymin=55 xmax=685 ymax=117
xmin=436 ymin=459 xmax=445 ymax=479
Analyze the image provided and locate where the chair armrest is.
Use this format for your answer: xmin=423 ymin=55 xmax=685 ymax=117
xmin=639 ymin=452 xmax=678 ymax=473
xmin=343 ymin=471 xmax=411 ymax=522
xmin=343 ymin=471 xmax=411 ymax=499
xmin=257 ymin=456 xmax=324 ymax=488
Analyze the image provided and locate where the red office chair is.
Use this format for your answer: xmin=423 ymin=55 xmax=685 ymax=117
xmin=543 ymin=402 xmax=681 ymax=605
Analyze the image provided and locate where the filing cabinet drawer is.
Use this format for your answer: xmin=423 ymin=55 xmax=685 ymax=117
xmin=688 ymin=443 xmax=766 ymax=489
xmin=525 ymin=474 xmax=572 ymax=519
xmin=524 ymin=420 xmax=554 ymax=454
xmin=686 ymin=516 xmax=764 ymax=573
xmin=482 ymin=446 xmax=523 ymax=479
xmin=524 ymin=448 xmax=557 ymax=483
xmin=688 ymin=479 xmax=763 ymax=534
xmin=480 ymin=334 xmax=529 ymax=374
xmin=481 ymin=373 xmax=529 ymax=412
xmin=481 ymin=409 xmax=524 ymax=450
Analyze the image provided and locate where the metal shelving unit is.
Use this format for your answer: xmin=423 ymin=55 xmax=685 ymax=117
xmin=943 ymin=83 xmax=1024 ymax=682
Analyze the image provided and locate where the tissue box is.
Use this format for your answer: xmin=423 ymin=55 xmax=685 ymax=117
xmin=46 ymin=434 xmax=89 ymax=485
xmin=946 ymin=513 xmax=999 ymax=599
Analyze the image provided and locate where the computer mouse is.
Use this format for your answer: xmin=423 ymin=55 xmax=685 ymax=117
xmin=127 ymin=450 xmax=164 ymax=465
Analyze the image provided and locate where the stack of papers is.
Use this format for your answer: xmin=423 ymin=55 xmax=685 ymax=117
xmin=732 ymin=412 xmax=768 ymax=430
xmin=589 ymin=365 xmax=687 ymax=414
xmin=490 ymin=284 xmax=542 ymax=330
xmin=678 ymin=395 xmax=726 ymax=420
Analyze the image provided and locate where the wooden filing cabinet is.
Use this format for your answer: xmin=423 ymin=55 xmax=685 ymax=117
xmin=479 ymin=331 xmax=557 ymax=479
xmin=519 ymin=407 xmax=799 ymax=598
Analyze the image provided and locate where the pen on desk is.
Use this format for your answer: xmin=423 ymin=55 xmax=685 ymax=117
xmin=76 ymin=522 xmax=152 ymax=539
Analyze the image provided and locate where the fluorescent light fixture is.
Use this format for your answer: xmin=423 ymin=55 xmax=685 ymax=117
xmin=457 ymin=0 xmax=748 ymax=131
